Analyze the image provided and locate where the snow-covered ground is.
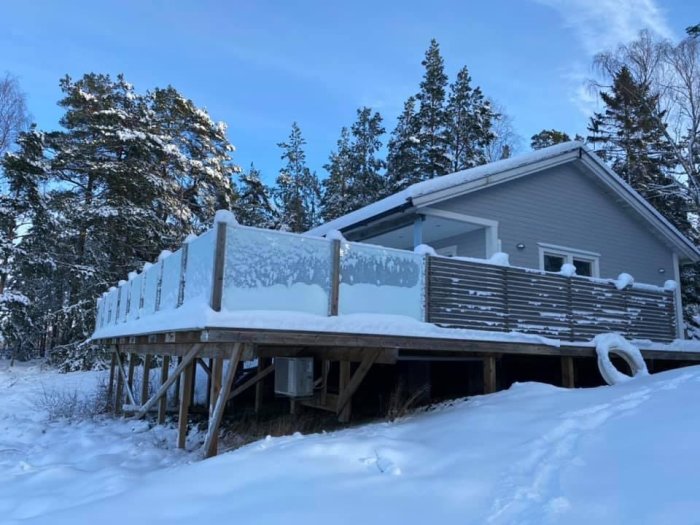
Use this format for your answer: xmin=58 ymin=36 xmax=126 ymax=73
xmin=2 ymin=359 xmax=700 ymax=524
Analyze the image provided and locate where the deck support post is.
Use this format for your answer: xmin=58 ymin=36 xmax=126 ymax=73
xmin=320 ymin=360 xmax=330 ymax=405
xmin=127 ymin=353 xmax=136 ymax=397
xmin=208 ymin=358 xmax=223 ymax=418
xmin=254 ymin=355 xmax=268 ymax=413
xmin=483 ymin=356 xmax=497 ymax=394
xmin=158 ymin=354 xmax=171 ymax=424
xmin=140 ymin=354 xmax=152 ymax=404
xmin=204 ymin=344 xmax=243 ymax=458
xmin=177 ymin=360 xmax=195 ymax=449
xmin=108 ymin=351 xmax=116 ymax=404
xmin=114 ymin=350 xmax=124 ymax=414
xmin=561 ymin=356 xmax=575 ymax=388
xmin=131 ymin=344 xmax=202 ymax=421
xmin=337 ymin=349 xmax=380 ymax=423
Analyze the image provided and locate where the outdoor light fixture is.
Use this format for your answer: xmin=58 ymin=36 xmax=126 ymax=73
xmin=658 ymin=268 xmax=666 ymax=274
xmin=516 ymin=243 xmax=526 ymax=250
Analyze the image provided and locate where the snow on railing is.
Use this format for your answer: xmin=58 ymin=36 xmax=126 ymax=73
xmin=93 ymin=218 xmax=427 ymax=335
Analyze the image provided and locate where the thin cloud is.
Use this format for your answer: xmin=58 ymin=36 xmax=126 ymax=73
xmin=534 ymin=0 xmax=675 ymax=55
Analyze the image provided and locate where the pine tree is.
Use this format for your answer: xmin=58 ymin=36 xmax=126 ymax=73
xmin=321 ymin=108 xmax=386 ymax=220
xmin=275 ymin=123 xmax=321 ymax=232
xmin=415 ymin=39 xmax=451 ymax=179
xmin=387 ymin=96 xmax=422 ymax=191
xmin=236 ymin=164 xmax=278 ymax=228
xmin=321 ymin=127 xmax=354 ymax=221
xmin=587 ymin=66 xmax=689 ymax=232
xmin=446 ymin=66 xmax=497 ymax=171
xmin=530 ymin=129 xmax=572 ymax=150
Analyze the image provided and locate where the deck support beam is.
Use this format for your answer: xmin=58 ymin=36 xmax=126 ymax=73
xmin=204 ymin=343 xmax=243 ymax=458
xmin=158 ymin=355 xmax=170 ymax=424
xmin=483 ymin=356 xmax=497 ymax=394
xmin=561 ymin=356 xmax=575 ymax=388
xmin=140 ymin=354 xmax=152 ymax=404
xmin=177 ymin=360 xmax=195 ymax=449
xmin=114 ymin=350 xmax=136 ymax=407
xmin=114 ymin=350 xmax=124 ymax=414
xmin=337 ymin=349 xmax=381 ymax=423
xmin=131 ymin=344 xmax=202 ymax=421
xmin=108 ymin=351 xmax=116 ymax=404
xmin=254 ymin=357 xmax=270 ymax=413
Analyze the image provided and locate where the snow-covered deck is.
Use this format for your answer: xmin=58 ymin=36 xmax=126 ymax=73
xmin=92 ymin=213 xmax=694 ymax=357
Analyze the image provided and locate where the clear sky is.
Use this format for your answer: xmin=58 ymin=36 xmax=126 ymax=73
xmin=1 ymin=0 xmax=696 ymax=183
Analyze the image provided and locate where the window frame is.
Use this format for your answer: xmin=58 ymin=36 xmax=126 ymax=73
xmin=537 ymin=243 xmax=600 ymax=278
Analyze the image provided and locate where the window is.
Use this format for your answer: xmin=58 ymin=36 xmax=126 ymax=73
xmin=436 ymin=245 xmax=458 ymax=257
xmin=538 ymin=243 xmax=600 ymax=277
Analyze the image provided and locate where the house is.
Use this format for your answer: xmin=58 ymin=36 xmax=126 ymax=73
xmin=91 ymin=142 xmax=700 ymax=455
xmin=309 ymin=141 xmax=700 ymax=339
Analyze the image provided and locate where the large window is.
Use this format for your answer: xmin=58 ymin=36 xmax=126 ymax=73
xmin=538 ymin=243 xmax=600 ymax=277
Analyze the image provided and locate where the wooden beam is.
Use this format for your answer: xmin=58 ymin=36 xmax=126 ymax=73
xmin=254 ymin=356 xmax=269 ymax=412
xmin=204 ymin=344 xmax=243 ymax=458
xmin=338 ymin=361 xmax=352 ymax=423
xmin=561 ymin=356 xmax=575 ymax=388
xmin=210 ymin=222 xmax=227 ymax=312
xmin=158 ymin=355 xmax=170 ymax=425
xmin=483 ymin=356 xmax=497 ymax=394
xmin=208 ymin=358 xmax=223 ymax=417
xmin=336 ymin=349 xmax=381 ymax=420
xmin=230 ymin=363 xmax=274 ymax=402
xmin=198 ymin=358 xmax=211 ymax=377
xmin=131 ymin=344 xmax=202 ymax=421
xmin=108 ymin=351 xmax=116 ymax=403
xmin=115 ymin=351 xmax=137 ymax=406
xmin=114 ymin=352 xmax=124 ymax=415
xmin=329 ymin=240 xmax=341 ymax=316
xmin=127 ymin=353 xmax=136 ymax=397
xmin=178 ymin=360 xmax=195 ymax=449
xmin=320 ymin=360 xmax=330 ymax=405
xmin=140 ymin=354 xmax=152 ymax=404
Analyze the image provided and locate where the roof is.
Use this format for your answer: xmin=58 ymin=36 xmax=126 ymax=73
xmin=307 ymin=142 xmax=700 ymax=262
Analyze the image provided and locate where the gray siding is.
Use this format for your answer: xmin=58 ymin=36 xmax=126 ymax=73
xmin=432 ymin=164 xmax=675 ymax=285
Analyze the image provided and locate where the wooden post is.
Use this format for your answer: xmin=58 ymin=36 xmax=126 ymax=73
xmin=174 ymin=355 xmax=183 ymax=407
xmin=210 ymin=222 xmax=227 ymax=312
xmin=141 ymin=354 xmax=152 ymax=404
xmin=209 ymin=357 xmax=223 ymax=419
xmin=561 ymin=356 xmax=575 ymax=388
xmin=127 ymin=353 xmax=136 ymax=395
xmin=108 ymin=351 xmax=116 ymax=404
xmin=132 ymin=344 xmax=202 ymax=420
xmin=177 ymin=360 xmax=195 ymax=449
xmin=114 ymin=351 xmax=124 ymax=414
xmin=320 ymin=360 xmax=330 ymax=405
xmin=204 ymin=344 xmax=242 ymax=458
xmin=329 ymin=239 xmax=341 ymax=316
xmin=338 ymin=361 xmax=351 ymax=423
xmin=114 ymin=351 xmax=137 ymax=407
xmin=158 ymin=354 xmax=170 ymax=424
xmin=254 ymin=355 xmax=268 ymax=413
xmin=336 ymin=349 xmax=380 ymax=421
xmin=205 ymin=358 xmax=213 ymax=409
xmin=483 ymin=356 xmax=497 ymax=394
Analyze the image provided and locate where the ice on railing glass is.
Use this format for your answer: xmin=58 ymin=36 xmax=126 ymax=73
xmin=117 ymin=283 xmax=129 ymax=323
xmin=127 ymin=273 xmax=144 ymax=321
xmin=141 ymin=262 xmax=162 ymax=315
xmin=107 ymin=289 xmax=119 ymax=325
xmin=95 ymin=297 xmax=104 ymax=329
xmin=223 ymin=226 xmax=332 ymax=315
xmin=160 ymin=250 xmax=183 ymax=311
xmin=183 ymin=230 xmax=215 ymax=305
xmin=339 ymin=242 xmax=425 ymax=320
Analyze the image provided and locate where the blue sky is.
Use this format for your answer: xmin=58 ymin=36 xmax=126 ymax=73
xmin=1 ymin=0 xmax=696 ymax=184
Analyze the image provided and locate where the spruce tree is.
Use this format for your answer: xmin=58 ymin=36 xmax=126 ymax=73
xmin=446 ymin=66 xmax=497 ymax=171
xmin=415 ymin=39 xmax=451 ymax=179
xmin=530 ymin=129 xmax=573 ymax=150
xmin=275 ymin=123 xmax=321 ymax=232
xmin=387 ymin=96 xmax=422 ymax=192
xmin=321 ymin=127 xmax=354 ymax=221
xmin=236 ymin=164 xmax=278 ymax=228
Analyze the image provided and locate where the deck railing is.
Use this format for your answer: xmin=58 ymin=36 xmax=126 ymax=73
xmin=94 ymin=220 xmax=678 ymax=343
xmin=427 ymin=257 xmax=677 ymax=343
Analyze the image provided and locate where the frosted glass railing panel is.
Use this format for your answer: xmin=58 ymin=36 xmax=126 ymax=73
xmin=339 ymin=242 xmax=425 ymax=320
xmin=160 ymin=250 xmax=183 ymax=311
xmin=107 ymin=289 xmax=119 ymax=325
xmin=95 ymin=298 xmax=105 ymax=329
xmin=141 ymin=262 xmax=162 ymax=316
xmin=127 ymin=273 xmax=144 ymax=322
xmin=117 ymin=283 xmax=129 ymax=323
xmin=183 ymin=230 xmax=215 ymax=305
xmin=223 ymin=227 xmax=332 ymax=315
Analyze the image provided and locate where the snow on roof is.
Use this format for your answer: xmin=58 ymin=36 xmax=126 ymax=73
xmin=308 ymin=141 xmax=583 ymax=236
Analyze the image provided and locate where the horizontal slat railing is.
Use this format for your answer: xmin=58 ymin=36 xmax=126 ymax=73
xmin=427 ymin=256 xmax=677 ymax=343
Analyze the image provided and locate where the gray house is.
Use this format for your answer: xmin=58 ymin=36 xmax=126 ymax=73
xmin=309 ymin=142 xmax=700 ymax=338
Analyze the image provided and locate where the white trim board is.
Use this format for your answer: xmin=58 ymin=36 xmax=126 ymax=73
xmin=420 ymin=208 xmax=499 ymax=257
